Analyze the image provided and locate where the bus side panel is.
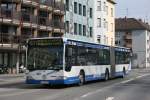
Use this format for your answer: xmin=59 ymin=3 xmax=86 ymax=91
xmin=115 ymin=64 xmax=130 ymax=77
xmin=110 ymin=47 xmax=116 ymax=78
xmin=64 ymin=65 xmax=111 ymax=84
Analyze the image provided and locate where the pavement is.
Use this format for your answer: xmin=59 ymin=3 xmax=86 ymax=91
xmin=0 ymin=68 xmax=149 ymax=100
xmin=0 ymin=73 xmax=25 ymax=85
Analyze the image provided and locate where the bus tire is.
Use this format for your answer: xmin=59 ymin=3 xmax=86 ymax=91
xmin=122 ymin=68 xmax=126 ymax=78
xmin=104 ymin=69 xmax=109 ymax=81
xmin=78 ymin=71 xmax=85 ymax=86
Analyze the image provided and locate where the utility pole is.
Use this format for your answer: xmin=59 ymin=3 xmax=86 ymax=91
xmin=126 ymin=8 xmax=129 ymax=18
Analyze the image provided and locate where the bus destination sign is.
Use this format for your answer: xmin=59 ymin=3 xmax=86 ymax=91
xmin=28 ymin=39 xmax=63 ymax=46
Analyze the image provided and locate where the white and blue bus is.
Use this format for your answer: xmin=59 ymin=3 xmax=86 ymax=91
xmin=26 ymin=37 xmax=131 ymax=85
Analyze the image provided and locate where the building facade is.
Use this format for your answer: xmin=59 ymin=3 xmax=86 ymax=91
xmin=0 ymin=0 xmax=116 ymax=74
xmin=0 ymin=0 xmax=65 ymax=73
xmin=93 ymin=0 xmax=115 ymax=46
xmin=64 ymin=0 xmax=94 ymax=43
xmin=115 ymin=18 xmax=150 ymax=68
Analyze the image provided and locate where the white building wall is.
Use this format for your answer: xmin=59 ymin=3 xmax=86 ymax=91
xmin=64 ymin=0 xmax=94 ymax=43
xmin=132 ymin=30 xmax=147 ymax=68
xmin=115 ymin=30 xmax=150 ymax=68
xmin=93 ymin=0 xmax=107 ymax=44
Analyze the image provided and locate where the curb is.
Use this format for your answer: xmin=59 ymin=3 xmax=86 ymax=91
xmin=0 ymin=79 xmax=25 ymax=86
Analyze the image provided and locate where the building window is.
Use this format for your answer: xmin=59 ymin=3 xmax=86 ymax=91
xmin=83 ymin=25 xmax=86 ymax=36
xmin=106 ymin=6 xmax=108 ymax=15
xmin=66 ymin=0 xmax=69 ymax=11
xmin=104 ymin=19 xmax=106 ymax=28
xmin=111 ymin=8 xmax=113 ymax=17
xmin=79 ymin=24 xmax=82 ymax=35
xmin=90 ymin=8 xmax=93 ymax=18
xmin=97 ymin=1 xmax=101 ymax=11
xmin=83 ymin=5 xmax=86 ymax=16
xmin=74 ymin=23 xmax=77 ymax=35
xmin=111 ymin=23 xmax=114 ymax=32
xmin=65 ymin=21 xmax=69 ymax=33
xmin=79 ymin=4 xmax=82 ymax=15
xmin=90 ymin=27 xmax=93 ymax=37
xmin=74 ymin=2 xmax=77 ymax=14
xmin=97 ymin=35 xmax=101 ymax=43
xmin=106 ymin=21 xmax=108 ymax=31
xmin=97 ymin=18 xmax=101 ymax=27
xmin=103 ymin=2 xmax=106 ymax=11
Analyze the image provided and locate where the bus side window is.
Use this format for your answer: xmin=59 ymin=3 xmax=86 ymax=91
xmin=68 ymin=48 xmax=73 ymax=56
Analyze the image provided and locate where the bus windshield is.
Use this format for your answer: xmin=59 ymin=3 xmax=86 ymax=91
xmin=27 ymin=46 xmax=63 ymax=71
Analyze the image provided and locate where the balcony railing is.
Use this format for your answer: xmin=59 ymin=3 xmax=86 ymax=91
xmin=38 ymin=17 xmax=51 ymax=26
xmin=0 ymin=33 xmax=33 ymax=44
xmin=53 ymin=1 xmax=65 ymax=11
xmin=1 ymin=8 xmax=12 ymax=18
xmin=39 ymin=0 xmax=53 ymax=7
xmin=21 ymin=12 xmax=37 ymax=24
xmin=1 ymin=0 xmax=20 ymax=3
xmin=52 ymin=20 xmax=64 ymax=29
xmin=0 ymin=33 xmax=16 ymax=44
xmin=0 ymin=8 xmax=20 ymax=20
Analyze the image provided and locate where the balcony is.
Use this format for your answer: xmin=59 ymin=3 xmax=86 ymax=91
xmin=0 ymin=33 xmax=15 ymax=44
xmin=0 ymin=33 xmax=33 ymax=49
xmin=52 ymin=20 xmax=64 ymax=33
xmin=22 ymin=0 xmax=38 ymax=7
xmin=39 ymin=0 xmax=53 ymax=11
xmin=38 ymin=17 xmax=52 ymax=31
xmin=53 ymin=2 xmax=65 ymax=15
xmin=124 ymin=34 xmax=132 ymax=40
xmin=0 ymin=8 xmax=20 ymax=25
xmin=1 ymin=0 xmax=20 ymax=3
xmin=21 ymin=12 xmax=37 ymax=27
xmin=124 ymin=43 xmax=132 ymax=48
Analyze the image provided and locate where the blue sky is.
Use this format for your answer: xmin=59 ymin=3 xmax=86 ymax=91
xmin=116 ymin=0 xmax=150 ymax=22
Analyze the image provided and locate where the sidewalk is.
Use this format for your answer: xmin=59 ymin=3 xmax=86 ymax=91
xmin=132 ymin=67 xmax=150 ymax=73
xmin=0 ymin=73 xmax=25 ymax=85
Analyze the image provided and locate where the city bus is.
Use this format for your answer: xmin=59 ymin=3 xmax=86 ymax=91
xmin=26 ymin=37 xmax=131 ymax=85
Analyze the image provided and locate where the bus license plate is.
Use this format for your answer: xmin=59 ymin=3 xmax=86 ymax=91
xmin=41 ymin=81 xmax=49 ymax=84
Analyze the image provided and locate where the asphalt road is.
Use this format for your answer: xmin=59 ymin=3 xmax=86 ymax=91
xmin=0 ymin=69 xmax=150 ymax=100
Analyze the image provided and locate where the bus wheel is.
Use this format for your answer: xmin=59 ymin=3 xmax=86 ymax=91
xmin=78 ymin=71 xmax=85 ymax=86
xmin=122 ymin=68 xmax=126 ymax=78
xmin=104 ymin=69 xmax=109 ymax=81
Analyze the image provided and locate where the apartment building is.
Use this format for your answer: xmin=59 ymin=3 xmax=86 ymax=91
xmin=64 ymin=0 xmax=94 ymax=42
xmin=0 ymin=0 xmax=65 ymax=73
xmin=116 ymin=18 xmax=150 ymax=68
xmin=93 ymin=0 xmax=115 ymax=46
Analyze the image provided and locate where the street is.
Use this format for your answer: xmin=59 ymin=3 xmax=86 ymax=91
xmin=0 ymin=69 xmax=150 ymax=100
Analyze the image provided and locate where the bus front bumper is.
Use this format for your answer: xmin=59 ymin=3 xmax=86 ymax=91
xmin=26 ymin=77 xmax=80 ymax=85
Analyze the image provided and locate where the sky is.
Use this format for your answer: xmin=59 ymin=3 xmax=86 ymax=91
xmin=116 ymin=0 xmax=150 ymax=22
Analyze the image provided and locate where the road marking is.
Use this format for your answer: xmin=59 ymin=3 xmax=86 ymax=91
xmin=120 ymin=74 xmax=150 ymax=84
xmin=106 ymin=97 xmax=114 ymax=100
xmin=80 ymin=73 xmax=150 ymax=98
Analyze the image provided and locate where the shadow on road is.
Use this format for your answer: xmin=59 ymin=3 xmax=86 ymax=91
xmin=0 ymin=77 xmax=123 ymax=90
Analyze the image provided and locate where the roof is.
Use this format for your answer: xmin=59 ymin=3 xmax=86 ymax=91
xmin=115 ymin=18 xmax=150 ymax=31
xmin=107 ymin=0 xmax=116 ymax=4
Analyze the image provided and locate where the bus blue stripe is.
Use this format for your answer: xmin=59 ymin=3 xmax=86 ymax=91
xmin=26 ymin=71 xmax=126 ymax=85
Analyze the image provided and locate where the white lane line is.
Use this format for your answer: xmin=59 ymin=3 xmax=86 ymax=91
xmin=106 ymin=97 xmax=114 ymax=100
xmin=0 ymin=89 xmax=41 ymax=97
xmin=0 ymin=88 xmax=20 ymax=92
xmin=80 ymin=73 xmax=150 ymax=98
xmin=121 ymin=74 xmax=150 ymax=84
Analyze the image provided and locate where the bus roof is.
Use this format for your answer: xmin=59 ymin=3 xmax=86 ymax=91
xmin=27 ymin=37 xmax=131 ymax=51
